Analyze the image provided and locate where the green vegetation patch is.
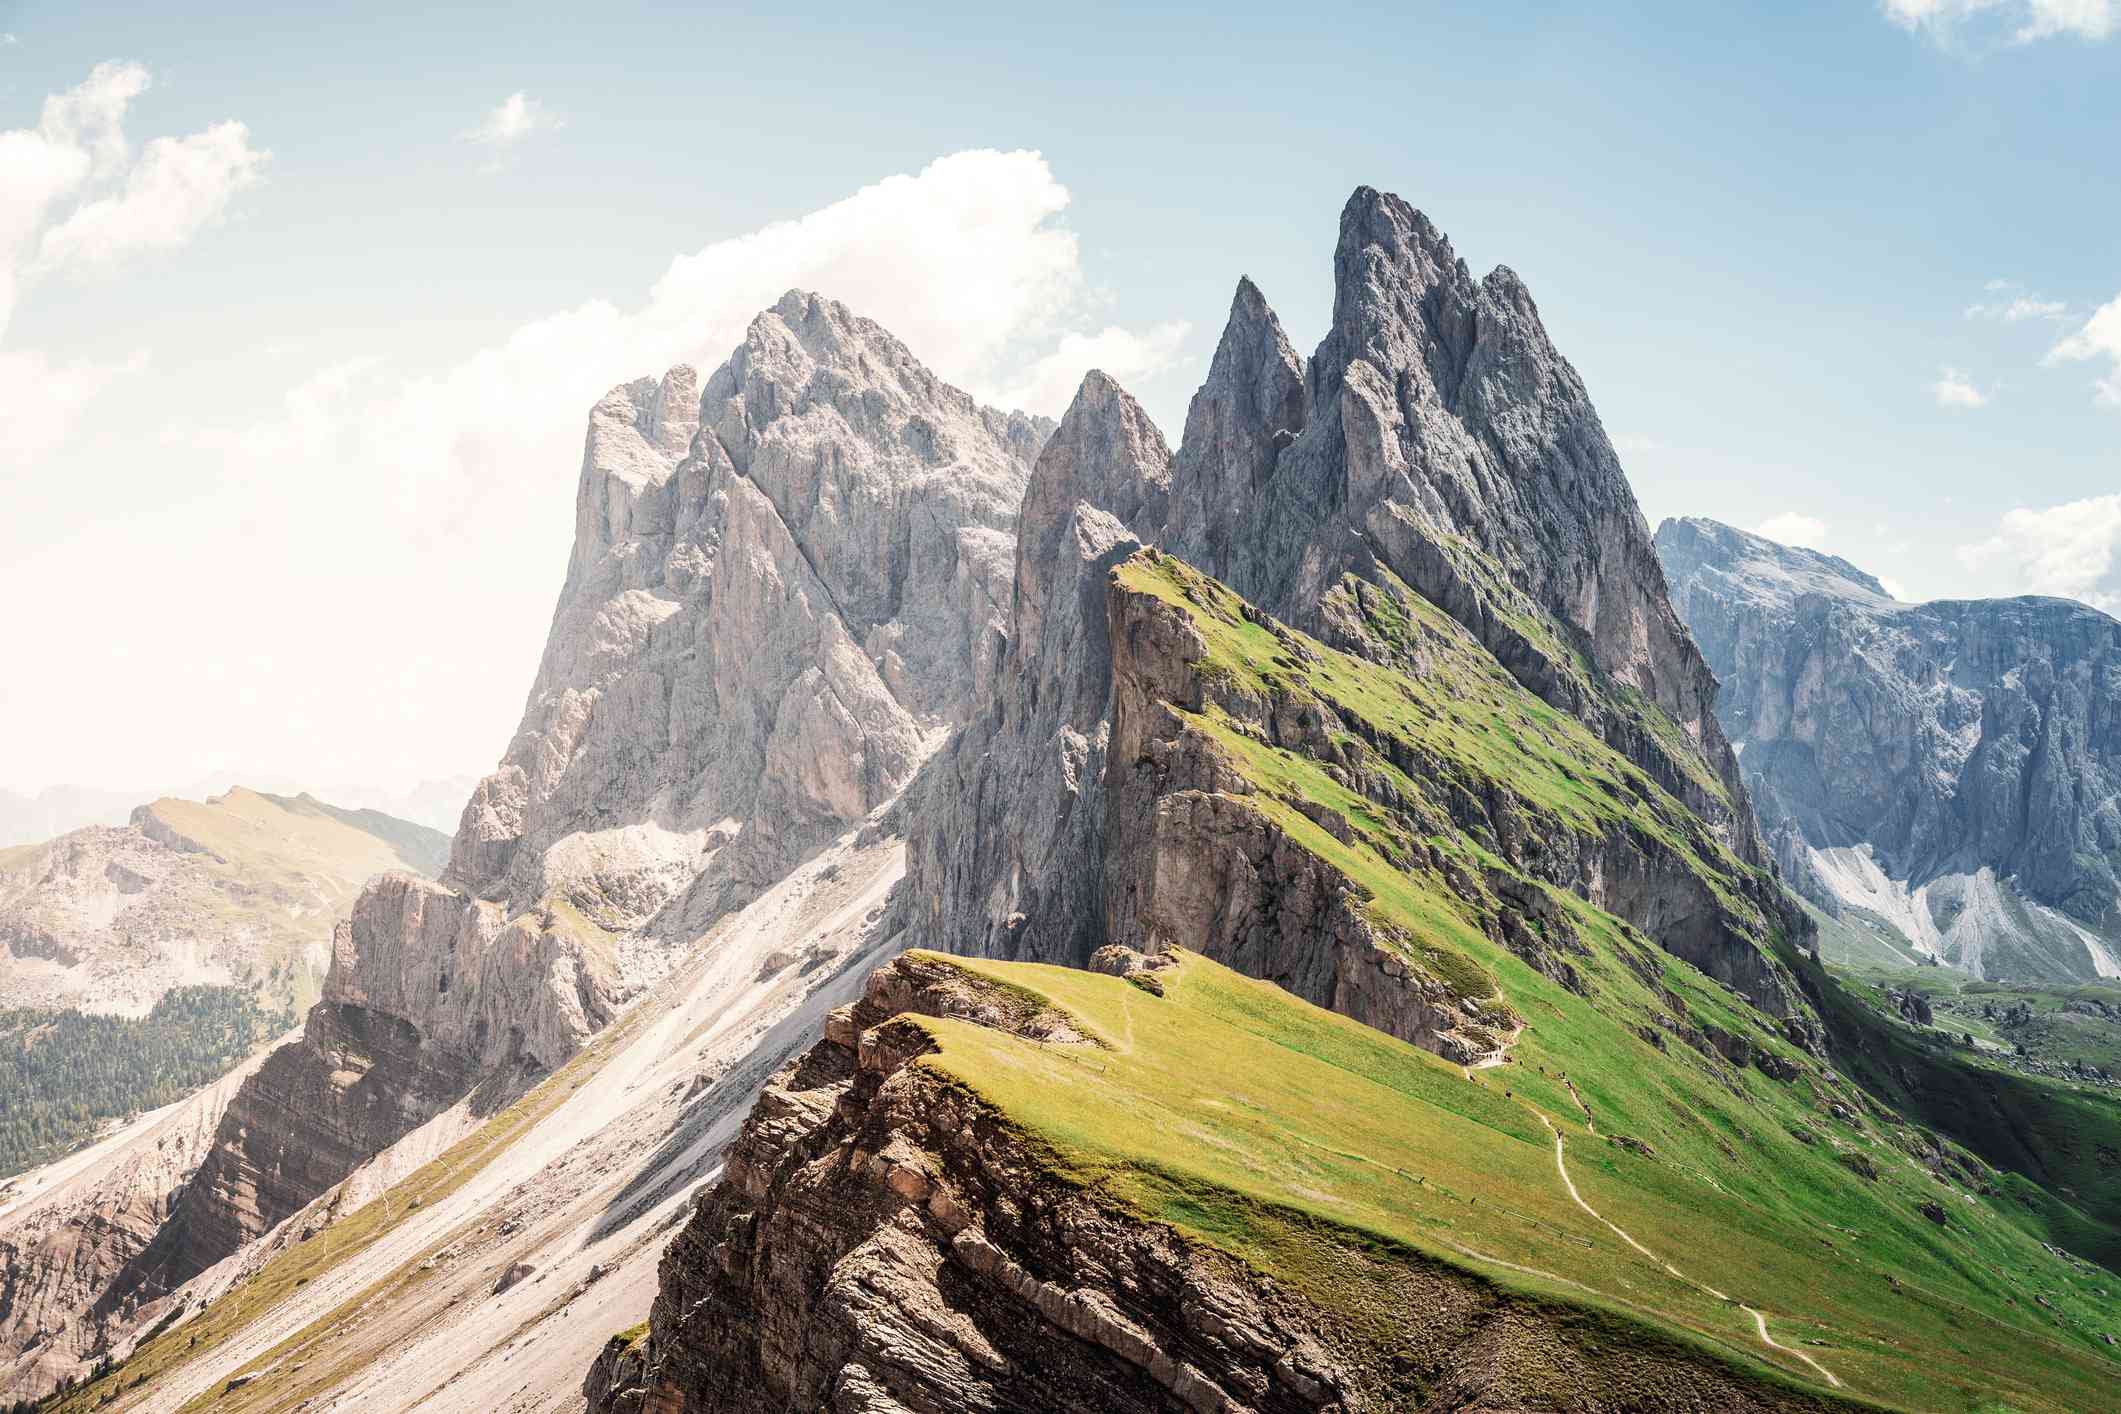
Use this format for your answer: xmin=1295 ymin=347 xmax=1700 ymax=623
xmin=914 ymin=952 xmax=2121 ymax=1413
xmin=0 ymin=986 xmax=292 ymax=1178
xmin=1114 ymin=553 xmax=1764 ymax=923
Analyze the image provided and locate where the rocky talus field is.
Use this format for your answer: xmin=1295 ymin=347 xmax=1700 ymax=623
xmin=12 ymin=190 xmax=2120 ymax=1414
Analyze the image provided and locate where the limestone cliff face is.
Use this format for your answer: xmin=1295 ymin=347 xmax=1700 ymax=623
xmin=18 ymin=294 xmax=1048 ymax=1391
xmin=1657 ymin=516 xmax=2121 ymax=982
xmin=1220 ymin=190 xmax=1761 ymax=863
xmin=585 ymin=954 xmax=1834 ymax=1414
xmin=0 ymin=1052 xmax=263 ymax=1405
xmin=1098 ymin=563 xmax=1797 ymax=1038
xmin=899 ymin=190 xmax=1798 ymax=1012
xmin=901 ymin=373 xmax=1169 ymax=965
xmin=453 ymin=293 xmax=1045 ymax=938
xmin=106 ymin=876 xmax=615 ymax=1301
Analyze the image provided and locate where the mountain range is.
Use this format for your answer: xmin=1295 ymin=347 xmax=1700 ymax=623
xmin=0 ymin=777 xmax=478 ymax=848
xmin=1657 ymin=516 xmax=2121 ymax=986
xmin=6 ymin=190 xmax=2117 ymax=1414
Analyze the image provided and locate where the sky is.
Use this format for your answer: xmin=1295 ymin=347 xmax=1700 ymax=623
xmin=0 ymin=0 xmax=2116 ymax=799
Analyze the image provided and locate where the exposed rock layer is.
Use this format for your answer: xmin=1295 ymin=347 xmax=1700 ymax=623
xmin=453 ymin=294 xmax=1045 ymax=937
xmin=586 ymin=953 xmax=1839 ymax=1414
xmin=1656 ymin=516 xmax=2121 ymax=982
xmin=8 ymin=293 xmax=1047 ymax=1399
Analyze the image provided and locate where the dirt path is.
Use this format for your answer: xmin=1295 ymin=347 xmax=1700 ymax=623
xmin=1534 ymin=1113 xmax=1840 ymax=1389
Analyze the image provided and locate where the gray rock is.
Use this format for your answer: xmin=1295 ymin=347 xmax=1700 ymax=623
xmin=899 ymin=372 xmax=1169 ymax=965
xmin=900 ymin=190 xmax=1802 ymax=1019
xmin=1657 ymin=515 xmax=2121 ymax=983
xmin=100 ymin=290 xmax=1051 ymax=1338
xmin=455 ymin=293 xmax=1047 ymax=937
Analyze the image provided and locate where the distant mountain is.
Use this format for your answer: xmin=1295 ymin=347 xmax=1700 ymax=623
xmin=0 ymin=774 xmax=477 ymax=846
xmin=0 ymin=785 xmax=141 ymax=848
xmin=0 ymin=787 xmax=449 ymax=1019
xmin=1656 ymin=515 xmax=2121 ymax=984
xmin=23 ymin=198 xmax=2121 ymax=1414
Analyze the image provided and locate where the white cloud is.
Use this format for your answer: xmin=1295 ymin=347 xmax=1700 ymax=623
xmin=1877 ymin=575 xmax=1910 ymax=600
xmin=992 ymin=321 xmax=1193 ymax=419
xmin=31 ymin=120 xmax=264 ymax=274
xmin=1964 ymin=295 xmax=2068 ymax=322
xmin=1959 ymin=493 xmax=2121 ymax=611
xmin=1932 ymin=366 xmax=1989 ymax=408
xmin=465 ymin=92 xmax=562 ymax=148
xmin=1883 ymin=0 xmax=2116 ymax=42
xmin=179 ymin=150 xmax=1187 ymax=518
xmin=1756 ymin=512 xmax=1829 ymax=548
xmin=0 ymin=346 xmax=148 ymax=461
xmin=113 ymin=150 xmax=1187 ymax=788
xmin=0 ymin=63 xmax=264 ymax=468
xmin=2046 ymin=293 xmax=2121 ymax=405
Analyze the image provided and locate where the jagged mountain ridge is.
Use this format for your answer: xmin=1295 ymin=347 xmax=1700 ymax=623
xmin=599 ymin=544 xmax=2121 ymax=1412
xmin=1656 ymin=515 xmax=2121 ymax=983
xmin=453 ymin=296 xmax=1047 ymax=935
xmin=29 ymin=189 xmax=2121 ymax=1414
xmin=904 ymin=187 xmax=1798 ymax=1014
xmin=607 ymin=189 xmax=2121 ymax=1414
xmin=1 ymin=293 xmax=1047 ymax=1404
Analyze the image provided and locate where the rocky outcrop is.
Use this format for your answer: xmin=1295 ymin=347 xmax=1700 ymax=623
xmin=900 ymin=372 xmax=1169 ymax=964
xmin=104 ymin=876 xmax=613 ymax=1302
xmin=0 ymin=1049 xmax=264 ymax=1405
xmin=1210 ymin=191 xmax=1764 ymax=870
xmin=452 ymin=293 xmax=1046 ymax=938
xmin=1656 ymin=516 xmax=2121 ymax=983
xmin=586 ymin=953 xmax=1837 ymax=1414
xmin=1099 ymin=557 xmax=1796 ymax=1028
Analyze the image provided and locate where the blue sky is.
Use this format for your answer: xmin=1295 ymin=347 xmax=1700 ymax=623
xmin=1 ymin=0 xmax=2115 ymax=796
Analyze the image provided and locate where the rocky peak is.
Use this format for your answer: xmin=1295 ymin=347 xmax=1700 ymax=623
xmin=1012 ymin=370 xmax=1171 ymax=673
xmin=1189 ymin=188 xmax=1770 ymax=876
xmin=898 ymin=371 xmax=1171 ymax=967
xmin=901 ymin=186 xmax=1800 ymax=1007
xmin=1655 ymin=516 xmax=1896 ymax=611
xmin=453 ymin=292 xmax=1046 ymax=935
xmin=80 ymin=293 xmax=1051 ymax=1351
xmin=1163 ymin=277 xmax=1306 ymax=573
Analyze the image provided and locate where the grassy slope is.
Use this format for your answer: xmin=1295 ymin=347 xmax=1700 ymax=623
xmin=1117 ymin=555 xmax=1769 ymax=975
xmin=125 ymin=788 xmax=447 ymax=1013
xmin=1837 ymin=966 xmax=2121 ymax=1077
xmin=918 ymin=950 xmax=2118 ymax=1413
xmin=1807 ymin=961 xmax=2121 ymax=1274
xmin=996 ymin=551 xmax=2121 ymax=1412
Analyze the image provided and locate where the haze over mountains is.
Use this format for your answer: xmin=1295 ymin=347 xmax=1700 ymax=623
xmin=6 ymin=189 xmax=2118 ymax=1414
xmin=1657 ymin=517 xmax=2121 ymax=986
xmin=0 ymin=776 xmax=479 ymax=847
xmin=0 ymin=789 xmax=448 ymax=1020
